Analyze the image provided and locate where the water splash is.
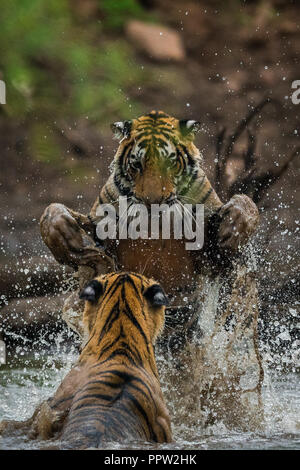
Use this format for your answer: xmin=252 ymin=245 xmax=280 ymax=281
xmin=0 ymin=235 xmax=299 ymax=448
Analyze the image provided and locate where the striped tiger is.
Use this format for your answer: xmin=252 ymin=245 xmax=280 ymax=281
xmin=86 ymin=110 xmax=225 ymax=298
xmin=40 ymin=109 xmax=259 ymax=337
xmin=90 ymin=110 xmax=222 ymax=218
xmin=0 ymin=272 xmax=172 ymax=448
xmin=37 ymin=110 xmax=260 ymax=430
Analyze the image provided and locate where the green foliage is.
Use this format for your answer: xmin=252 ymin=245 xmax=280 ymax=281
xmin=31 ymin=123 xmax=62 ymax=165
xmin=66 ymin=40 xmax=144 ymax=120
xmin=0 ymin=0 xmax=71 ymax=117
xmin=100 ymin=0 xmax=145 ymax=30
xmin=0 ymin=0 xmax=148 ymax=163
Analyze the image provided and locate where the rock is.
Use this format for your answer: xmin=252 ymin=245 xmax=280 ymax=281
xmin=125 ymin=20 xmax=185 ymax=62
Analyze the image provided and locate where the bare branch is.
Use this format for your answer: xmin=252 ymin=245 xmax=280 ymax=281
xmin=215 ymin=126 xmax=226 ymax=193
xmin=223 ymin=97 xmax=273 ymax=161
xmin=228 ymin=147 xmax=299 ymax=203
xmin=244 ymin=129 xmax=256 ymax=171
xmin=214 ymin=97 xmax=284 ymax=201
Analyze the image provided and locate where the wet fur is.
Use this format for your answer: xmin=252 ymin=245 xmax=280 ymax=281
xmin=0 ymin=273 xmax=172 ymax=448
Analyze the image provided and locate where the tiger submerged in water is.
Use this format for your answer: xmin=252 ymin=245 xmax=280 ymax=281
xmin=40 ymin=111 xmax=262 ymax=429
xmin=0 ymin=272 xmax=172 ymax=448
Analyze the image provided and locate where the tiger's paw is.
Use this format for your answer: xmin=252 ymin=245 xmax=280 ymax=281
xmin=218 ymin=194 xmax=259 ymax=251
xmin=0 ymin=419 xmax=27 ymax=437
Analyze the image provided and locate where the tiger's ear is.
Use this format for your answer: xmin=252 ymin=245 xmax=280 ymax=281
xmin=179 ymin=119 xmax=200 ymax=137
xmin=111 ymin=120 xmax=132 ymax=140
xmin=79 ymin=280 xmax=103 ymax=304
xmin=144 ymin=284 xmax=169 ymax=307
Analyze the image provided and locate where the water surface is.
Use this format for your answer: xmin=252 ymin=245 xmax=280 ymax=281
xmin=0 ymin=350 xmax=299 ymax=450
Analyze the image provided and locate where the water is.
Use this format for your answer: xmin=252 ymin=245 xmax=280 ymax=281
xmin=0 ymin=350 xmax=299 ymax=450
xmin=0 ymin=246 xmax=299 ymax=450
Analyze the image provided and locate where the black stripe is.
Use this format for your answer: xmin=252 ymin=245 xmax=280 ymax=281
xmin=123 ymin=296 xmax=150 ymax=354
xmin=101 ymin=300 xmax=120 ymax=336
xmin=98 ymin=331 xmax=122 ymax=355
xmin=122 ymin=390 xmax=157 ymax=441
xmin=181 ymin=144 xmax=196 ymax=169
xmin=84 ymin=379 xmax=122 ymax=390
xmin=201 ymin=187 xmax=213 ymax=203
xmin=104 ymin=186 xmax=116 ymax=203
xmin=99 ymin=350 xmax=138 ymax=367
xmin=50 ymin=394 xmax=75 ymax=409
xmin=113 ymin=173 xmax=133 ymax=197
xmin=73 ymin=393 xmax=116 ymax=406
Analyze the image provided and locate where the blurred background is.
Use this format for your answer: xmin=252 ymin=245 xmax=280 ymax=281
xmin=0 ymin=0 xmax=299 ymax=357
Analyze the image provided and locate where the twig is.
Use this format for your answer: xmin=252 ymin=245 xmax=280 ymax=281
xmin=223 ymin=98 xmax=272 ymax=161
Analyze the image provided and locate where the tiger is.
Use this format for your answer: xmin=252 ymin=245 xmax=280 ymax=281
xmin=0 ymin=272 xmax=172 ymax=448
xmin=39 ymin=110 xmax=261 ymax=429
xmin=40 ymin=110 xmax=259 ymax=305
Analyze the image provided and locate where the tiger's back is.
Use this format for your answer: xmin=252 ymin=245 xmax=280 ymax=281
xmin=62 ymin=363 xmax=170 ymax=447
xmin=60 ymin=272 xmax=172 ymax=448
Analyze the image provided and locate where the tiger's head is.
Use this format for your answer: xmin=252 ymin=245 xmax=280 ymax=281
xmin=80 ymin=272 xmax=169 ymax=348
xmin=110 ymin=110 xmax=202 ymax=205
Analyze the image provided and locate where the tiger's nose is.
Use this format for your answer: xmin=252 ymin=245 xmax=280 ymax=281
xmin=143 ymin=194 xmax=165 ymax=205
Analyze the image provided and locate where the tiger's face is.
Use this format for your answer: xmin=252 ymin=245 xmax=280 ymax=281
xmin=111 ymin=110 xmax=202 ymax=205
xmin=80 ymin=272 xmax=169 ymax=346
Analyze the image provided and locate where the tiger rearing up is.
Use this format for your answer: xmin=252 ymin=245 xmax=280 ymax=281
xmin=40 ymin=110 xmax=259 ymax=306
xmin=0 ymin=273 xmax=172 ymax=448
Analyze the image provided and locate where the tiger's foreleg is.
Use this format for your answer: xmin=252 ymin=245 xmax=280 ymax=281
xmin=28 ymin=400 xmax=70 ymax=440
xmin=0 ymin=365 xmax=83 ymax=440
xmin=185 ymin=170 xmax=259 ymax=253
xmin=29 ymin=364 xmax=86 ymax=440
xmin=0 ymin=400 xmax=67 ymax=440
xmin=218 ymin=194 xmax=259 ymax=251
xmin=40 ymin=203 xmax=113 ymax=272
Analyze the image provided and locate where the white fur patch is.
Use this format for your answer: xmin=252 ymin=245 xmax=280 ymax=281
xmin=186 ymin=120 xmax=197 ymax=129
